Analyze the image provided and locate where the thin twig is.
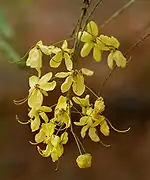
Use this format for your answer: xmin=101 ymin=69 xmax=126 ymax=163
xmin=100 ymin=0 xmax=136 ymax=29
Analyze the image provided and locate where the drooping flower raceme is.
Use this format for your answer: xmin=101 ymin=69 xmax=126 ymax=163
xmin=15 ymin=18 xmax=130 ymax=169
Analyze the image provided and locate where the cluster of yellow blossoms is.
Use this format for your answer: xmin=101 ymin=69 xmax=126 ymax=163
xmin=15 ymin=21 xmax=129 ymax=168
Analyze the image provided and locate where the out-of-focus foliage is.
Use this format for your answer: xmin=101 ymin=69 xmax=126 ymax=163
xmin=0 ymin=9 xmax=21 ymax=64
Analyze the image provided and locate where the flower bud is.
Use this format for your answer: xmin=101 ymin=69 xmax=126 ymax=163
xmin=76 ymin=153 xmax=92 ymax=168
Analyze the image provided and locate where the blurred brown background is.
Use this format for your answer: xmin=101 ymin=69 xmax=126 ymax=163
xmin=0 ymin=0 xmax=150 ymax=180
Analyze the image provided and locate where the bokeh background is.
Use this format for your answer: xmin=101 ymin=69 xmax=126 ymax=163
xmin=0 ymin=0 xmax=150 ymax=180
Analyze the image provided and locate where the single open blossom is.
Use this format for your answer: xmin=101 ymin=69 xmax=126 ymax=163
xmin=54 ymin=95 xmax=71 ymax=128
xmin=26 ymin=45 xmax=42 ymax=76
xmin=28 ymin=105 xmax=52 ymax=132
xmin=72 ymin=95 xmax=92 ymax=115
xmin=76 ymin=153 xmax=92 ymax=168
xmin=79 ymin=21 xmax=109 ymax=61
xmin=28 ymin=72 xmax=56 ymax=109
xmin=55 ymin=68 xmax=93 ymax=96
xmin=37 ymin=41 xmax=56 ymax=55
xmin=74 ymin=96 xmax=110 ymax=142
xmin=50 ymin=40 xmax=74 ymax=71
xmin=107 ymin=50 xmax=127 ymax=69
xmin=37 ymin=125 xmax=68 ymax=161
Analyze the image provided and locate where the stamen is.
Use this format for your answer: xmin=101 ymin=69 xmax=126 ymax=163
xmin=29 ymin=141 xmax=39 ymax=145
xmin=13 ymin=96 xmax=28 ymax=105
xmin=99 ymin=138 xmax=111 ymax=147
xmin=16 ymin=115 xmax=30 ymax=125
xmin=105 ymin=118 xmax=130 ymax=133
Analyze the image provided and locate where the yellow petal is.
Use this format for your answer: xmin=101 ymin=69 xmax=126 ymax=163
xmin=60 ymin=132 xmax=68 ymax=144
xmin=110 ymin=36 xmax=120 ymax=48
xmin=88 ymin=127 xmax=100 ymax=142
xmin=94 ymin=97 xmax=105 ymax=113
xmin=93 ymin=45 xmax=102 ymax=61
xmin=76 ymin=153 xmax=92 ymax=168
xmin=81 ymin=68 xmax=94 ymax=76
xmin=50 ymin=51 xmax=62 ymax=68
xmin=87 ymin=21 xmax=98 ymax=36
xmin=56 ymin=95 xmax=67 ymax=110
xmin=40 ymin=81 xmax=56 ymax=91
xmin=81 ymin=124 xmax=89 ymax=138
xmin=37 ymin=41 xmax=53 ymax=55
xmin=113 ymin=50 xmax=126 ymax=68
xmin=100 ymin=120 xmax=110 ymax=136
xmin=39 ymin=106 xmax=52 ymax=112
xmin=51 ymin=150 xmax=59 ymax=162
xmin=30 ymin=115 xmax=41 ymax=132
xmin=35 ymin=129 xmax=45 ymax=143
xmin=42 ymin=122 xmax=55 ymax=137
xmin=51 ymin=135 xmax=60 ymax=146
xmin=56 ymin=144 xmax=64 ymax=158
xmin=64 ymin=53 xmax=73 ymax=71
xmin=28 ymin=108 xmax=37 ymax=118
xmin=62 ymin=111 xmax=71 ymax=128
xmin=80 ymin=42 xmax=94 ymax=57
xmin=39 ymin=112 xmax=49 ymax=123
xmin=78 ymin=31 xmax=93 ymax=42
xmin=62 ymin=40 xmax=68 ymax=50
xmin=38 ymin=143 xmax=52 ymax=157
xmin=72 ymin=95 xmax=90 ymax=107
xmin=74 ymin=116 xmax=88 ymax=126
xmin=29 ymin=76 xmax=39 ymax=88
xmin=28 ymin=89 xmax=43 ymax=109
xmin=55 ymin=72 xmax=70 ymax=78
xmin=96 ymin=37 xmax=109 ymax=51
xmin=72 ymin=73 xmax=85 ymax=96
xmin=26 ymin=47 xmax=42 ymax=69
xmin=61 ymin=76 xmax=73 ymax=93
xmin=99 ymin=35 xmax=120 ymax=49
xmin=39 ymin=72 xmax=52 ymax=85
xmin=107 ymin=51 xmax=114 ymax=69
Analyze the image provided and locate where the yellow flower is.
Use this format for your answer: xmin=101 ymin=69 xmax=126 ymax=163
xmin=54 ymin=96 xmax=71 ymax=128
xmin=72 ymin=95 xmax=92 ymax=115
xmin=28 ymin=72 xmax=56 ymax=109
xmin=37 ymin=41 xmax=56 ymax=55
xmin=76 ymin=153 xmax=92 ymax=168
xmin=79 ymin=21 xmax=109 ymax=61
xmin=28 ymin=105 xmax=52 ymax=132
xmin=50 ymin=40 xmax=73 ymax=71
xmin=55 ymin=68 xmax=93 ymax=96
xmin=37 ymin=128 xmax=68 ymax=161
xmin=107 ymin=50 xmax=127 ymax=69
xmin=26 ymin=46 xmax=42 ymax=76
xmin=99 ymin=35 xmax=120 ymax=49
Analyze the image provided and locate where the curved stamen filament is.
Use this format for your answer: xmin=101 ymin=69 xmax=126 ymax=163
xmin=16 ymin=115 xmax=30 ymax=125
xmin=29 ymin=141 xmax=39 ymax=145
xmin=105 ymin=118 xmax=130 ymax=133
xmin=99 ymin=138 xmax=111 ymax=148
xmin=13 ymin=96 xmax=28 ymax=105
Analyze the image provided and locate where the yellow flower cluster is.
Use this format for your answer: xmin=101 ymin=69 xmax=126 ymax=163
xmin=15 ymin=20 xmax=130 ymax=169
xmin=79 ymin=21 xmax=127 ymax=69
